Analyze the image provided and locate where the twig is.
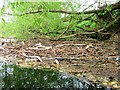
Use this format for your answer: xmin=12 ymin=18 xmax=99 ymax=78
xmin=98 ymin=15 xmax=120 ymax=32
xmin=44 ymin=57 xmax=82 ymax=61
xmin=55 ymin=44 xmax=86 ymax=47
xmin=22 ymin=52 xmax=42 ymax=62
xmin=83 ymin=1 xmax=97 ymax=12
xmin=56 ymin=16 xmax=73 ymax=40
xmin=59 ymin=32 xmax=96 ymax=39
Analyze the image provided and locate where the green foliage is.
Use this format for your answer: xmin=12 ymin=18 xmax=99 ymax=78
xmin=0 ymin=1 xmax=118 ymax=40
xmin=0 ymin=1 xmax=96 ymax=40
xmin=77 ymin=20 xmax=96 ymax=30
xmin=0 ymin=2 xmax=63 ymax=40
xmin=106 ymin=5 xmax=112 ymax=11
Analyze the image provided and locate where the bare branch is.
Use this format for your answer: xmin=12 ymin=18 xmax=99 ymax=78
xmin=98 ymin=15 xmax=120 ymax=32
xmin=3 ymin=1 xmax=120 ymax=16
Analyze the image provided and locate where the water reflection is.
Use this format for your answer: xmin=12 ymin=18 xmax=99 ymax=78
xmin=0 ymin=61 xmax=113 ymax=90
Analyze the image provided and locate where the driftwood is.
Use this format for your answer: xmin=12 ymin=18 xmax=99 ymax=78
xmin=22 ymin=51 xmax=42 ymax=62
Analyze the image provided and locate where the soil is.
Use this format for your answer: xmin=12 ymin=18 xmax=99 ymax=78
xmin=0 ymin=36 xmax=120 ymax=88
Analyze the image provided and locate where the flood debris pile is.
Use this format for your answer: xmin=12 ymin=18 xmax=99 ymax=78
xmin=0 ymin=37 xmax=119 ymax=89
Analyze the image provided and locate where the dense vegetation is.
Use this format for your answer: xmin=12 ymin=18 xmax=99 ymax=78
xmin=0 ymin=1 xmax=120 ymax=40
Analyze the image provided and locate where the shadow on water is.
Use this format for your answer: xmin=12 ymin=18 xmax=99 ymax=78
xmin=0 ymin=61 xmax=115 ymax=90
